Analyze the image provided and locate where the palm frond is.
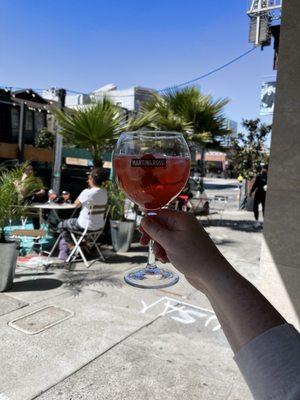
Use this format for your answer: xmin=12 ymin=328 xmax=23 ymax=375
xmin=124 ymin=109 xmax=158 ymax=131
xmin=133 ymin=86 xmax=230 ymax=147
xmin=53 ymin=100 xmax=122 ymax=164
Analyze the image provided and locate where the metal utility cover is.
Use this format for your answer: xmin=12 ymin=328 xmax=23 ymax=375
xmin=8 ymin=305 xmax=74 ymax=334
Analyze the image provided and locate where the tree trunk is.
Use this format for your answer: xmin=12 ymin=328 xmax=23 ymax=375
xmin=200 ymin=147 xmax=206 ymax=177
xmin=199 ymin=147 xmax=206 ymax=193
xmin=0 ymin=228 xmax=6 ymax=243
xmin=93 ymin=159 xmax=103 ymax=168
xmin=91 ymin=147 xmax=103 ymax=168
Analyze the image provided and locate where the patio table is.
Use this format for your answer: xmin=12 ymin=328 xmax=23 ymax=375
xmin=30 ymin=203 xmax=77 ymax=226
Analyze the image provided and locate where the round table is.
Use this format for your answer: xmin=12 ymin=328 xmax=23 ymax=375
xmin=31 ymin=203 xmax=77 ymax=211
xmin=30 ymin=203 xmax=77 ymax=225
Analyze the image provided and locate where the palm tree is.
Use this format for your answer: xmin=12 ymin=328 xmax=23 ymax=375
xmin=128 ymin=86 xmax=230 ymax=176
xmin=53 ymin=99 xmax=123 ymax=167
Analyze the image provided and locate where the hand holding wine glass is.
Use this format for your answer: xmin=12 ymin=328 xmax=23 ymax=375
xmin=113 ymin=131 xmax=191 ymax=289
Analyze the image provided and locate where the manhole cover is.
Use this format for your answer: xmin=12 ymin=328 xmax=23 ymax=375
xmin=8 ymin=305 xmax=74 ymax=334
xmin=0 ymin=294 xmax=28 ymax=317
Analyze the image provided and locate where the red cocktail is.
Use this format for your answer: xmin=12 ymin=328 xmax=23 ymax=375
xmin=113 ymin=154 xmax=190 ymax=210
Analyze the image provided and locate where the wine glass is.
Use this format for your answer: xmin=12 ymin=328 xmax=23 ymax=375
xmin=48 ymin=189 xmax=57 ymax=203
xmin=113 ymin=131 xmax=191 ymax=289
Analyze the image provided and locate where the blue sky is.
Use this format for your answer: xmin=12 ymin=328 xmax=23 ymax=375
xmin=0 ymin=0 xmax=275 ymax=129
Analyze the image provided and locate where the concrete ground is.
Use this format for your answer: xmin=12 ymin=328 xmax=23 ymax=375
xmin=0 ymin=182 xmax=262 ymax=400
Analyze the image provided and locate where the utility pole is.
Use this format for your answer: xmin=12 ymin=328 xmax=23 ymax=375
xmin=52 ymin=89 xmax=66 ymax=193
xmin=18 ymin=101 xmax=26 ymax=163
xmin=247 ymin=0 xmax=282 ymax=46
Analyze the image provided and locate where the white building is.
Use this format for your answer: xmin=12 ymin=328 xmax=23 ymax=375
xmin=223 ymin=118 xmax=238 ymax=146
xmin=42 ymin=90 xmax=90 ymax=107
xmin=90 ymin=84 xmax=155 ymax=112
xmin=42 ymin=84 xmax=155 ymax=112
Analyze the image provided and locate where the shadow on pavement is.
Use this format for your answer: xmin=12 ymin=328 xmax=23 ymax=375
xmin=127 ymin=246 xmax=148 ymax=253
xmin=15 ymin=272 xmax=55 ymax=278
xmin=211 ymin=238 xmax=237 ymax=245
xmin=205 ymin=183 xmax=238 ymax=190
xmin=203 ymin=219 xmax=262 ymax=233
xmin=59 ymin=270 xmax=123 ymax=296
xmin=9 ymin=278 xmax=63 ymax=292
xmin=106 ymin=254 xmax=147 ymax=264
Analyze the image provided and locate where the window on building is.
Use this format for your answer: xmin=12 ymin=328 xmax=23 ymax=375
xmin=25 ymin=110 xmax=33 ymax=131
xmin=11 ymin=107 xmax=19 ymax=141
xmin=35 ymin=111 xmax=45 ymax=132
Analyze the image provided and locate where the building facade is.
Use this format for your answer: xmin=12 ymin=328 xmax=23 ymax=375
xmin=90 ymin=84 xmax=155 ymax=112
xmin=43 ymin=84 xmax=156 ymax=112
xmin=0 ymin=89 xmax=49 ymax=146
xmin=222 ymin=119 xmax=238 ymax=147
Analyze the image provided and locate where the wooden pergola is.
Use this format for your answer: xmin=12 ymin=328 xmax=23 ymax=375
xmin=0 ymin=89 xmax=60 ymax=163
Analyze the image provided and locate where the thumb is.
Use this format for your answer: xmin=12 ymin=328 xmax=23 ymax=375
xmin=140 ymin=216 xmax=170 ymax=247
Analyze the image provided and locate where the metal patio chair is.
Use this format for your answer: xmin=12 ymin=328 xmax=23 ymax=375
xmin=207 ymin=195 xmax=228 ymax=225
xmin=48 ymin=204 xmax=110 ymax=268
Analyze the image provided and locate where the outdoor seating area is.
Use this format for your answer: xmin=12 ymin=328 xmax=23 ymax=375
xmin=2 ymin=1 xmax=300 ymax=399
xmin=5 ymin=185 xmax=228 ymax=273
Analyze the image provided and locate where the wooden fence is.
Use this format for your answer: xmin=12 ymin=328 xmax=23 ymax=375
xmin=0 ymin=142 xmax=53 ymax=163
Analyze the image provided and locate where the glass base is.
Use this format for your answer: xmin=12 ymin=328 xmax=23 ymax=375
xmin=124 ymin=265 xmax=179 ymax=289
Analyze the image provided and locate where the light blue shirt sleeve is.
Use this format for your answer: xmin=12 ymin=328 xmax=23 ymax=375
xmin=234 ymin=323 xmax=300 ymax=400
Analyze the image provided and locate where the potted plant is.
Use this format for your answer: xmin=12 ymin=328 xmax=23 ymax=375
xmin=0 ymin=167 xmax=25 ymax=291
xmin=103 ymin=180 xmax=136 ymax=253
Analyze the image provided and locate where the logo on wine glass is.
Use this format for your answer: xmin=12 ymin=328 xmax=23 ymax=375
xmin=131 ymin=158 xmax=166 ymax=167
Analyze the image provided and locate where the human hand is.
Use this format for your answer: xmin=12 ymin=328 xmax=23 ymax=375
xmin=140 ymin=210 xmax=229 ymax=292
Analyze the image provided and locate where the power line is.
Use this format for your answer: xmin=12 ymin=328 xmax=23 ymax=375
xmin=0 ymin=47 xmax=256 ymax=98
xmin=159 ymin=47 xmax=256 ymax=92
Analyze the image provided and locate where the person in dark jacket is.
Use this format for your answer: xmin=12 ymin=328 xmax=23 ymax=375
xmin=250 ymin=165 xmax=268 ymax=228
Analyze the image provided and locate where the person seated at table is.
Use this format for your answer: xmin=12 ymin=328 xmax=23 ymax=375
xmin=57 ymin=168 xmax=108 ymax=260
xmin=177 ymin=181 xmax=193 ymax=212
xmin=15 ymin=163 xmax=46 ymax=229
xmin=15 ymin=163 xmax=46 ymax=203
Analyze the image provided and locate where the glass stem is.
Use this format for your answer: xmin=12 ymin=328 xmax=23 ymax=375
xmin=147 ymin=239 xmax=157 ymax=268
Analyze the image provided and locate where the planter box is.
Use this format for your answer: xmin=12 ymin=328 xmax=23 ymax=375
xmin=0 ymin=142 xmax=18 ymax=159
xmin=110 ymin=220 xmax=136 ymax=253
xmin=0 ymin=142 xmax=53 ymax=163
xmin=24 ymin=145 xmax=53 ymax=162
xmin=0 ymin=240 xmax=18 ymax=292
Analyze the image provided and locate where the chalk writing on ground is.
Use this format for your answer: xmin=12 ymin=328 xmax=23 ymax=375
xmin=141 ymin=296 xmax=221 ymax=331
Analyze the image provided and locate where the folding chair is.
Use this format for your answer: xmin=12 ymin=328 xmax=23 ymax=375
xmin=207 ymin=195 xmax=228 ymax=225
xmin=10 ymin=205 xmax=47 ymax=255
xmin=48 ymin=204 xmax=110 ymax=268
